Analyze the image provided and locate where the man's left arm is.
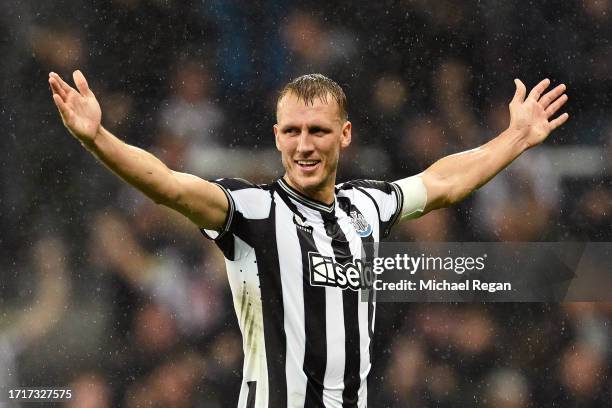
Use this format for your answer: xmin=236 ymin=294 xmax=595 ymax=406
xmin=397 ymin=78 xmax=569 ymax=218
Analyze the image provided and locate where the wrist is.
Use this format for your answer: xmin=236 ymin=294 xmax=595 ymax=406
xmin=81 ymin=125 xmax=104 ymax=151
xmin=502 ymin=127 xmax=531 ymax=154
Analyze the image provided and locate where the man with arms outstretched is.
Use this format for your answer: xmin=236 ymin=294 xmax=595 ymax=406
xmin=49 ymin=70 xmax=568 ymax=407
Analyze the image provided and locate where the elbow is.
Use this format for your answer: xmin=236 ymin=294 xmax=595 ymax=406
xmin=431 ymin=182 xmax=470 ymax=209
xmin=446 ymin=186 xmax=475 ymax=206
xmin=148 ymin=178 xmax=182 ymax=207
xmin=431 ymin=195 xmax=455 ymax=210
xmin=152 ymin=189 xmax=180 ymax=208
xmin=151 ymin=195 xmax=169 ymax=206
xmin=422 ymin=171 xmax=474 ymax=210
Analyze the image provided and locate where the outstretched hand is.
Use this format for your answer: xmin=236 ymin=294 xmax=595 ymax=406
xmin=509 ymin=78 xmax=569 ymax=150
xmin=49 ymin=70 xmax=102 ymax=144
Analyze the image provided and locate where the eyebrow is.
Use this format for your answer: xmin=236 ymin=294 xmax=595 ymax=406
xmin=308 ymin=125 xmax=332 ymax=133
xmin=280 ymin=124 xmax=333 ymax=133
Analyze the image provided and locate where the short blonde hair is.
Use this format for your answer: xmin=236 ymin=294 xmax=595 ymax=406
xmin=277 ymin=73 xmax=348 ymax=121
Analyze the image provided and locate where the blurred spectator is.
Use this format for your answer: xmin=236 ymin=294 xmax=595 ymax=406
xmin=372 ymin=75 xmax=408 ymax=116
xmin=425 ymin=363 xmax=459 ymax=407
xmin=29 ymin=25 xmax=84 ymax=72
xmin=366 ymin=74 xmax=410 ymax=145
xmin=124 ymin=351 xmax=207 ymax=408
xmin=483 ymin=368 xmax=529 ymax=408
xmin=159 ymin=58 xmax=225 ymax=148
xmin=98 ymin=89 xmax=136 ymax=137
xmin=557 ymin=340 xmax=608 ymax=406
xmin=473 ymin=152 xmax=557 ymax=240
xmin=134 ymin=302 xmax=179 ymax=354
xmin=65 ymin=371 xmax=112 ymax=408
xmin=451 ymin=308 xmax=495 ymax=356
xmin=396 ymin=115 xmax=449 ymax=175
xmin=91 ymin=210 xmax=228 ymax=338
xmin=432 ymin=59 xmax=481 ymax=148
xmin=563 ymin=303 xmax=610 ymax=357
xmin=382 ymin=337 xmax=426 ymax=406
xmin=282 ymin=10 xmax=358 ymax=77
xmin=565 ymin=179 xmax=612 ymax=240
xmin=206 ymin=1 xmax=289 ymax=92
xmin=204 ymin=330 xmax=243 ymax=392
xmin=0 ymin=236 xmax=70 ymax=407
xmin=578 ymin=0 xmax=612 ymax=84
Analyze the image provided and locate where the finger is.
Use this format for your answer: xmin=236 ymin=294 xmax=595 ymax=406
xmin=50 ymin=72 xmax=76 ymax=95
xmin=539 ymin=83 xmax=566 ymax=109
xmin=549 ymin=112 xmax=569 ymax=130
xmin=512 ymin=78 xmax=527 ymax=104
xmin=73 ymin=70 xmax=91 ymax=96
xmin=48 ymin=77 xmax=67 ymax=100
xmin=52 ymin=93 xmax=72 ymax=122
xmin=545 ymin=94 xmax=568 ymax=118
xmin=528 ymin=78 xmax=551 ymax=101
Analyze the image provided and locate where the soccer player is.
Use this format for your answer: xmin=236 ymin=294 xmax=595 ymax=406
xmin=49 ymin=70 xmax=568 ymax=407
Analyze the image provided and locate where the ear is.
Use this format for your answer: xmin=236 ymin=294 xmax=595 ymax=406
xmin=340 ymin=121 xmax=352 ymax=149
xmin=273 ymin=124 xmax=281 ymax=151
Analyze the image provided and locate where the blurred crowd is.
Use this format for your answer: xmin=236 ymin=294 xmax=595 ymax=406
xmin=1 ymin=0 xmax=611 ymax=406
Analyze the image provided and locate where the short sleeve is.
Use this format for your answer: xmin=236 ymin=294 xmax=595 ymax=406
xmin=200 ymin=178 xmax=248 ymax=240
xmin=199 ymin=178 xmax=273 ymax=259
xmin=339 ymin=179 xmax=404 ymax=238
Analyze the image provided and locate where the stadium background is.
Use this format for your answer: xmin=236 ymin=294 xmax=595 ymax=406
xmin=1 ymin=0 xmax=611 ymax=406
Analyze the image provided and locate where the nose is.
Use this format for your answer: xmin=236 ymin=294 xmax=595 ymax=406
xmin=296 ymin=130 xmax=314 ymax=154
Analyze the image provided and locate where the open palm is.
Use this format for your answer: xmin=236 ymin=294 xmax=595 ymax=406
xmin=49 ymin=70 xmax=101 ymax=143
xmin=509 ymin=78 xmax=569 ymax=150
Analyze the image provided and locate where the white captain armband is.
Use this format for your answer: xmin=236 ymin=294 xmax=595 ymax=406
xmin=394 ymin=175 xmax=428 ymax=220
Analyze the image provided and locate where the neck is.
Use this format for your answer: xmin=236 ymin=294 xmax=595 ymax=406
xmin=282 ymin=175 xmax=335 ymax=205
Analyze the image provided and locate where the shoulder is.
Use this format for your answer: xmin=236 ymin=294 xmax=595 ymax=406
xmin=211 ymin=178 xmax=272 ymax=219
xmin=337 ymin=179 xmax=397 ymax=193
xmin=212 ymin=177 xmax=264 ymax=192
xmin=337 ymin=178 xmax=403 ymax=219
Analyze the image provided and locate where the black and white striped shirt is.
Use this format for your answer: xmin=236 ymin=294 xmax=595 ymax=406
xmin=201 ymin=177 xmax=403 ymax=408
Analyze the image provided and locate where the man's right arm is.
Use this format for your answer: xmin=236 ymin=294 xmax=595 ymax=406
xmin=49 ymin=70 xmax=228 ymax=231
xmin=87 ymin=126 xmax=228 ymax=230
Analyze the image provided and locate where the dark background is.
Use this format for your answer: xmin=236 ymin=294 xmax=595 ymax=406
xmin=0 ymin=0 xmax=611 ymax=406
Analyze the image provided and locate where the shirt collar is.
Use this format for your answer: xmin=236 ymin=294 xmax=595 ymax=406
xmin=277 ymin=178 xmax=335 ymax=213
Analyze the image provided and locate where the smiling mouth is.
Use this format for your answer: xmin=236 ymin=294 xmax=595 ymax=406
xmin=295 ymin=160 xmax=321 ymax=169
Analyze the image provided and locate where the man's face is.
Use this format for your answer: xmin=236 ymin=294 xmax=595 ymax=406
xmin=274 ymin=92 xmax=351 ymax=199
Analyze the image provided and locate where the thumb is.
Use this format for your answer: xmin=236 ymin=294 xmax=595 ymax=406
xmin=512 ymin=78 xmax=526 ymax=104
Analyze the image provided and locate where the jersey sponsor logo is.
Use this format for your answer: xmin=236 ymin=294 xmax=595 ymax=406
xmin=308 ymin=252 xmax=373 ymax=290
xmin=349 ymin=210 xmax=372 ymax=237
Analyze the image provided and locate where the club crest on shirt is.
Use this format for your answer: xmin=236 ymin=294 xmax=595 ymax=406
xmin=349 ymin=210 xmax=372 ymax=237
